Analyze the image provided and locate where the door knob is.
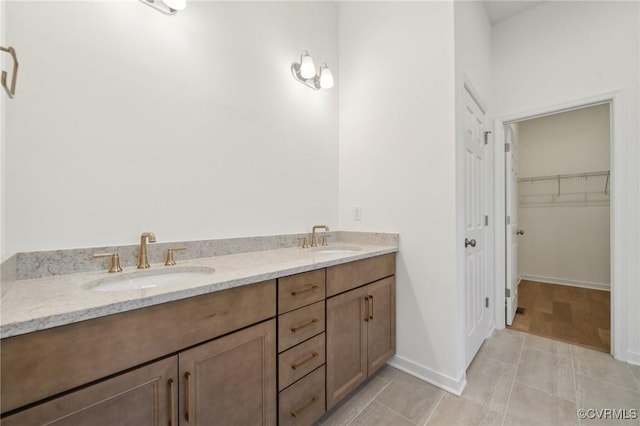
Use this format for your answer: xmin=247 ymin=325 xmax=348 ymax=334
xmin=516 ymin=230 xmax=524 ymax=235
xmin=465 ymin=238 xmax=476 ymax=248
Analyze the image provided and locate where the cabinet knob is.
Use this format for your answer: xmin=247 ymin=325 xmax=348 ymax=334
xmin=184 ymin=372 xmax=191 ymax=422
xmin=364 ymin=296 xmax=370 ymax=322
xmin=291 ymin=285 xmax=319 ymax=296
xmin=167 ymin=378 xmax=175 ymax=426
xmin=290 ymin=395 xmax=319 ymax=418
xmin=291 ymin=318 xmax=318 ymax=333
xmin=291 ymin=352 xmax=319 ymax=370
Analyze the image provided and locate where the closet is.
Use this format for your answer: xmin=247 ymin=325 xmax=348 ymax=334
xmin=509 ymin=103 xmax=611 ymax=353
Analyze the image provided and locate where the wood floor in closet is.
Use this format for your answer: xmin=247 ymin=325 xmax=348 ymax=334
xmin=508 ymin=280 xmax=611 ymax=353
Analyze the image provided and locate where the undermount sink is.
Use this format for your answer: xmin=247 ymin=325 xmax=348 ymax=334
xmin=83 ymin=266 xmax=216 ymax=292
xmin=311 ymin=246 xmax=362 ymax=254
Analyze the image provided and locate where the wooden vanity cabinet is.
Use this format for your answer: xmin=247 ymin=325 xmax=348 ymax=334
xmin=325 ymin=255 xmax=396 ymax=410
xmin=366 ymin=277 xmax=396 ymax=374
xmin=1 ymin=356 xmax=178 ymax=426
xmin=179 ymin=319 xmax=276 ymax=426
xmin=1 ymin=280 xmax=277 ymax=426
xmin=276 ymin=270 xmax=327 ymax=426
xmin=1 ymin=252 xmax=396 ymax=426
xmin=3 ymin=320 xmax=277 ymax=426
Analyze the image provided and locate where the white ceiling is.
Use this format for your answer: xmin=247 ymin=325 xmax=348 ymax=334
xmin=483 ymin=1 xmax=546 ymax=25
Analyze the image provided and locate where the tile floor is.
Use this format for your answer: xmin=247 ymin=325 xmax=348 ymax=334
xmin=316 ymin=329 xmax=640 ymax=426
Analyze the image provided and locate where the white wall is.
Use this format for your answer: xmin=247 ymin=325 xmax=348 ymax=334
xmin=454 ymin=1 xmax=492 ymax=105
xmin=3 ymin=1 xmax=338 ymax=253
xmin=517 ymin=104 xmax=611 ymax=289
xmin=1 ymin=0 xmax=6 ymax=257
xmin=492 ymin=1 xmax=639 ymax=363
xmin=338 ymin=2 xmax=468 ymax=391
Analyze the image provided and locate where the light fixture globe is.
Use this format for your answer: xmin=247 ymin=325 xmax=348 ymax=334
xmin=163 ymin=0 xmax=186 ymax=11
xmin=300 ymin=52 xmax=316 ymax=79
xmin=139 ymin=0 xmax=185 ymax=15
xmin=319 ymin=64 xmax=334 ymax=89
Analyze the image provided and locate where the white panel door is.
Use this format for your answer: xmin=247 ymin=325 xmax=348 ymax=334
xmin=505 ymin=125 xmax=520 ymax=325
xmin=463 ymin=87 xmax=490 ymax=368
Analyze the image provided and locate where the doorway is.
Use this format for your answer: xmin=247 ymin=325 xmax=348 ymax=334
xmin=495 ymin=96 xmax=616 ymax=355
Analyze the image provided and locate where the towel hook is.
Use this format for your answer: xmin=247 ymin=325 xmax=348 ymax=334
xmin=1 ymin=46 xmax=19 ymax=99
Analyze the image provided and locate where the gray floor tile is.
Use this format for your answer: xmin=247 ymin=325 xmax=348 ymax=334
xmin=375 ymin=371 xmax=444 ymax=425
xmin=576 ymin=374 xmax=640 ymax=425
xmin=524 ymin=334 xmax=572 ymax=359
xmin=516 ymin=348 xmax=575 ymax=402
xmin=503 ymin=381 xmax=578 ymax=426
xmin=628 ymin=363 xmax=640 ymax=390
xmin=374 ymin=364 xmax=401 ymax=383
xmin=478 ymin=329 xmax=524 ymax=366
xmin=572 ymin=345 xmax=639 ymax=390
xmin=319 ymin=330 xmax=640 ymax=426
xmin=348 ymin=401 xmax=415 ymax=426
xmin=319 ymin=376 xmax=388 ymax=426
xmin=462 ymin=354 xmax=516 ymax=415
xmin=426 ymin=393 xmax=502 ymax=426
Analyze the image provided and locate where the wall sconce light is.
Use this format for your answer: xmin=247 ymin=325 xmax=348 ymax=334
xmin=291 ymin=51 xmax=334 ymax=90
xmin=139 ymin=0 xmax=186 ymax=15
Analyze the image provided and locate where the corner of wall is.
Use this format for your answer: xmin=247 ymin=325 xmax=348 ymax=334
xmin=388 ymin=355 xmax=467 ymax=396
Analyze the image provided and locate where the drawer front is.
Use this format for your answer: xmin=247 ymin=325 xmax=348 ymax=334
xmin=279 ymin=365 xmax=326 ymax=426
xmin=278 ymin=333 xmax=325 ymax=391
xmin=278 ymin=269 xmax=326 ymax=314
xmin=327 ymin=253 xmax=395 ymax=297
xmin=278 ymin=301 xmax=325 ymax=353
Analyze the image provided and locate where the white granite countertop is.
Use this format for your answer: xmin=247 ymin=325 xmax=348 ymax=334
xmin=1 ymin=243 xmax=397 ymax=338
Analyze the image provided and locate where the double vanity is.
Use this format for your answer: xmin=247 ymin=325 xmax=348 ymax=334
xmin=0 ymin=232 xmax=397 ymax=425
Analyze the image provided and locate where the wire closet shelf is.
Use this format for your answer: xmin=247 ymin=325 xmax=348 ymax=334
xmin=518 ymin=170 xmax=610 ymax=207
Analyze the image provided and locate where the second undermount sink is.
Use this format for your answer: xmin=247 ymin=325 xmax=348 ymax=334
xmin=83 ymin=266 xmax=216 ymax=292
xmin=311 ymin=246 xmax=362 ymax=254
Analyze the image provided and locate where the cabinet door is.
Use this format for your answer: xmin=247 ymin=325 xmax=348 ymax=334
xmin=367 ymin=277 xmax=396 ymax=374
xmin=326 ymin=286 xmax=368 ymax=410
xmin=179 ymin=319 xmax=276 ymax=426
xmin=2 ymin=357 xmax=178 ymax=426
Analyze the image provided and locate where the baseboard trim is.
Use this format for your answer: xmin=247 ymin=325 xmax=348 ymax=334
xmin=625 ymin=351 xmax=640 ymax=366
xmin=520 ymin=274 xmax=610 ymax=292
xmin=387 ymin=355 xmax=466 ymax=396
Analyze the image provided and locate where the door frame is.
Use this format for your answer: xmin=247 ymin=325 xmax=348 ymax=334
xmin=493 ymin=90 xmax=622 ymax=358
xmin=504 ymin=124 xmax=519 ymax=326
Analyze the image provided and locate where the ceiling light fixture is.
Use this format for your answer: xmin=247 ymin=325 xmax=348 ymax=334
xmin=291 ymin=51 xmax=334 ymax=91
xmin=139 ymin=0 xmax=186 ymax=15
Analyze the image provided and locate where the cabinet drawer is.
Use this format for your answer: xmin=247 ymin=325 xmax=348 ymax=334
xmin=279 ymin=365 xmax=325 ymax=426
xmin=278 ymin=301 xmax=325 ymax=353
xmin=278 ymin=269 xmax=326 ymax=314
xmin=278 ymin=333 xmax=325 ymax=391
xmin=327 ymin=253 xmax=395 ymax=297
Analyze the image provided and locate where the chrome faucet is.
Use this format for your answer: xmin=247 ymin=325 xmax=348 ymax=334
xmin=310 ymin=225 xmax=329 ymax=247
xmin=137 ymin=232 xmax=156 ymax=269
